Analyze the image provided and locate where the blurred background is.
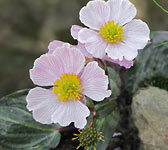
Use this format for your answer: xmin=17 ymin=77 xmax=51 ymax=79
xmin=0 ymin=0 xmax=168 ymax=97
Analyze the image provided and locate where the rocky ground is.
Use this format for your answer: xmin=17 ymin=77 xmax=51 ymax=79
xmin=132 ymin=87 xmax=168 ymax=150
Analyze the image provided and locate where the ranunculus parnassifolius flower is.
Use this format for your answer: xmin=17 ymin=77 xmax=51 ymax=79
xmin=71 ymin=25 xmax=134 ymax=69
xmin=75 ymin=0 xmax=150 ymax=61
xmin=26 ymin=43 xmax=111 ymax=129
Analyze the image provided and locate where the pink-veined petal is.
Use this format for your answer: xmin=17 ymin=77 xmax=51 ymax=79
xmin=80 ymin=61 xmax=111 ymax=101
xmin=79 ymin=0 xmax=110 ymax=30
xmin=48 ymin=40 xmax=67 ymax=54
xmin=106 ymin=42 xmax=138 ymax=61
xmin=107 ymin=0 xmax=136 ymax=25
xmin=52 ymin=44 xmax=85 ymax=74
xmin=30 ymin=54 xmax=61 ymax=86
xmin=71 ymin=25 xmax=93 ymax=58
xmin=51 ymin=99 xmax=90 ymax=129
xmin=105 ymin=44 xmax=123 ymax=61
xmin=77 ymin=42 xmax=93 ymax=58
xmin=103 ymin=56 xmax=134 ymax=69
xmin=71 ymin=25 xmax=83 ymax=40
xmin=78 ymin=28 xmax=107 ymax=58
xmin=26 ymin=87 xmax=58 ymax=124
xmin=30 ymin=44 xmax=85 ymax=86
xmin=123 ymin=19 xmax=150 ymax=49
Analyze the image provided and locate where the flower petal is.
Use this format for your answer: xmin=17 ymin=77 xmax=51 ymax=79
xmin=71 ymin=25 xmax=83 ymax=40
xmin=106 ymin=42 xmax=138 ymax=61
xmin=78 ymin=28 xmax=107 ymax=58
xmin=105 ymin=44 xmax=123 ymax=61
xmin=71 ymin=25 xmax=93 ymax=58
xmin=77 ymin=42 xmax=93 ymax=58
xmin=30 ymin=54 xmax=60 ymax=86
xmin=79 ymin=0 xmax=110 ymax=30
xmin=51 ymin=99 xmax=90 ymax=129
xmin=103 ymin=56 xmax=133 ymax=69
xmin=26 ymin=87 xmax=58 ymax=124
xmin=107 ymin=0 xmax=136 ymax=25
xmin=53 ymin=44 xmax=85 ymax=74
xmin=48 ymin=40 xmax=66 ymax=54
xmin=80 ymin=61 xmax=111 ymax=101
xmin=30 ymin=44 xmax=85 ymax=86
xmin=123 ymin=19 xmax=150 ymax=49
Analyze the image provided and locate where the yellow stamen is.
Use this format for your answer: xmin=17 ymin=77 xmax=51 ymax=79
xmin=99 ymin=20 xmax=124 ymax=44
xmin=53 ymin=73 xmax=83 ymax=102
xmin=73 ymin=133 xmax=78 ymax=136
xmin=98 ymin=137 xmax=105 ymax=142
xmin=76 ymin=145 xmax=81 ymax=149
xmin=72 ymin=137 xmax=78 ymax=141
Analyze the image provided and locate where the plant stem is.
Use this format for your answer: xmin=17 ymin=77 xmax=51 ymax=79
xmin=152 ymin=0 xmax=168 ymax=14
xmin=90 ymin=111 xmax=96 ymax=127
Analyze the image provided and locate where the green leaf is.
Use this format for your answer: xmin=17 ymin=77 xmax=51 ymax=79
xmin=107 ymin=67 xmax=121 ymax=98
xmin=125 ymin=31 xmax=168 ymax=93
xmin=94 ymin=102 xmax=120 ymax=150
xmin=0 ymin=90 xmax=61 ymax=150
xmin=86 ymin=97 xmax=94 ymax=108
xmin=95 ymin=102 xmax=117 ymax=119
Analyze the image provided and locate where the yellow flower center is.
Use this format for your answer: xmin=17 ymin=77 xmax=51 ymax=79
xmin=99 ymin=20 xmax=124 ymax=44
xmin=53 ymin=73 xmax=83 ymax=102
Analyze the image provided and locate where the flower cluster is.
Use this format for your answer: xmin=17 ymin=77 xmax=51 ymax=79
xmin=26 ymin=0 xmax=149 ymax=131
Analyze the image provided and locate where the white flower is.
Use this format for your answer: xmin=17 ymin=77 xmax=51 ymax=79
xmin=74 ymin=0 xmax=150 ymax=61
xmin=26 ymin=43 xmax=111 ymax=129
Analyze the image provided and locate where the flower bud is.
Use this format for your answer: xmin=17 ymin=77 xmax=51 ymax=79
xmin=72 ymin=127 xmax=104 ymax=150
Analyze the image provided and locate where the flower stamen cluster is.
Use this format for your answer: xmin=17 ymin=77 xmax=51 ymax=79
xmin=53 ymin=73 xmax=83 ymax=102
xmin=99 ymin=20 xmax=124 ymax=44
